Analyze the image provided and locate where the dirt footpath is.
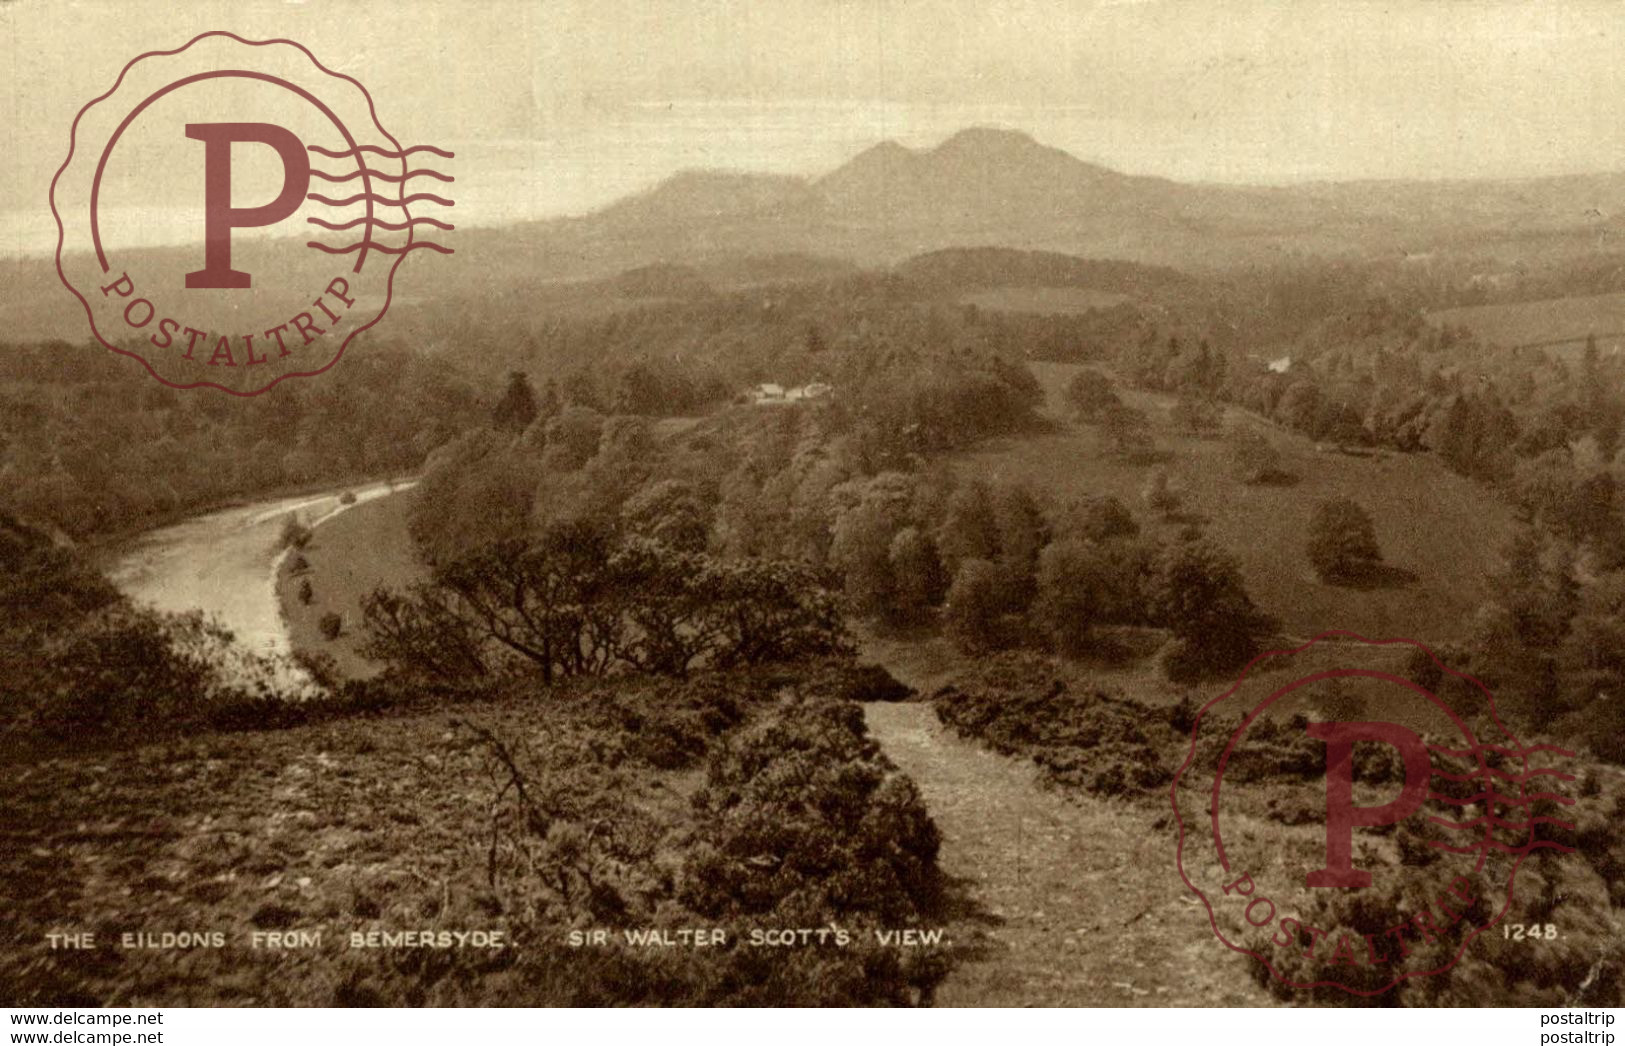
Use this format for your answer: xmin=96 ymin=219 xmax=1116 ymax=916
xmin=863 ymin=702 xmax=1259 ymax=1007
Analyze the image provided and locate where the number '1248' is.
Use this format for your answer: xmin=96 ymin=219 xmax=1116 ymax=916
xmin=1504 ymin=923 xmax=1558 ymax=941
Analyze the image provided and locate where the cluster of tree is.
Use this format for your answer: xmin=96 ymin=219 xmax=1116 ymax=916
xmin=824 ymin=469 xmax=1272 ymax=680
xmin=409 ymin=401 xmax=723 ymax=567
xmin=532 ymin=357 xmax=735 ymax=419
xmin=362 ymin=523 xmax=850 ymax=684
xmin=1116 ymin=332 xmax=1230 ymax=401
xmin=817 ymin=344 xmax=1043 ymax=467
xmin=1122 ymin=305 xmax=1625 ymax=535
xmin=1066 ymin=363 xmax=1226 ymax=461
xmin=1060 ymin=368 xmax=1161 ymax=459
xmin=416 ymin=348 xmax=1266 ymax=686
xmin=410 ymin=332 xmax=1044 ymax=569
xmin=411 ymin=353 xmax=1266 ymax=681
xmin=0 ymin=340 xmax=482 ymax=537
xmin=1461 ymin=523 xmax=1625 ymax=759
xmin=419 ymin=265 xmax=1118 ymax=428
xmin=894 ymin=247 xmax=1194 ymax=299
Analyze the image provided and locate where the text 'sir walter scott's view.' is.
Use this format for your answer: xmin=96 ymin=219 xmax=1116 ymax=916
xmin=2 ymin=0 xmax=1624 ymax=1037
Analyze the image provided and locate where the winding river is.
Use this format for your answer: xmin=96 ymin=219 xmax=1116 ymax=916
xmin=106 ymin=479 xmax=413 ymax=687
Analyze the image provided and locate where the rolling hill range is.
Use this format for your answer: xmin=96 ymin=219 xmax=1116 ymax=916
xmin=13 ymin=126 xmax=1625 ymax=342
xmin=451 ymin=126 xmax=1625 ymax=283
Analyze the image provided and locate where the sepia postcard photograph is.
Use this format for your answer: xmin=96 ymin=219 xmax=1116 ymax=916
xmin=1 ymin=0 xmax=1623 ymax=1023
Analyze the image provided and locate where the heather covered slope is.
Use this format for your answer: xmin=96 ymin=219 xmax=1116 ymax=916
xmin=0 ymin=667 xmax=953 ymax=1007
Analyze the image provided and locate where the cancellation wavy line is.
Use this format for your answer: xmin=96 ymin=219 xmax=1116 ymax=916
xmin=1425 ymin=812 xmax=1575 ymax=832
xmin=308 ymin=216 xmax=455 ymax=231
xmin=306 ymin=241 xmax=454 ymax=255
xmin=307 ymin=191 xmax=454 ymax=207
xmin=310 ymin=168 xmax=454 ymax=183
xmin=1426 ymin=789 xmax=1573 ymax=808
xmin=1428 ymin=742 xmax=1576 ymax=759
xmin=1431 ymin=765 xmax=1577 ymax=784
xmin=307 ymin=143 xmax=454 ymax=159
xmin=1426 ymin=838 xmax=1578 ymax=856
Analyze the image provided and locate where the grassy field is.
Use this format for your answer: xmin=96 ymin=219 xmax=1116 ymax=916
xmin=955 ymin=362 xmax=1518 ymax=646
xmin=1430 ymin=291 xmax=1625 ymax=356
xmin=959 ymin=287 xmax=1129 ymax=315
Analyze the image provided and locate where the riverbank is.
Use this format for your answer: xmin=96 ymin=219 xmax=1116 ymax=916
xmin=106 ymin=479 xmax=416 ymax=692
xmin=275 ymin=491 xmax=427 ymax=681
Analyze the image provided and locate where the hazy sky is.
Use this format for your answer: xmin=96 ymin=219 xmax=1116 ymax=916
xmin=7 ymin=0 xmax=1625 ymax=254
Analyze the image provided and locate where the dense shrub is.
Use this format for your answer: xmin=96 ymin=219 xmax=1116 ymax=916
xmin=363 ymin=531 xmax=851 ymax=683
xmin=454 ymin=668 xmax=949 ymax=1006
xmin=827 ymin=663 xmax=914 ymax=703
xmin=5 ymin=608 xmax=233 ymax=744
xmin=1243 ymin=845 xmax=1621 ymax=1007
xmin=0 ymin=516 xmax=309 ymax=750
xmin=279 ymin=514 xmax=313 ymax=550
xmin=682 ymin=695 xmax=942 ymax=923
xmin=932 ymin=654 xmax=1177 ymax=799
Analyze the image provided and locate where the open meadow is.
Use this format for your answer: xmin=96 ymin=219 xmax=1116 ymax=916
xmin=955 ymin=362 xmax=1520 ymax=646
xmin=1430 ymin=291 xmax=1625 ymax=356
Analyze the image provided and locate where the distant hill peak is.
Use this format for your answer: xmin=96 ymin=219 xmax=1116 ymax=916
xmin=836 ymin=127 xmax=1077 ymax=171
xmin=812 ymin=125 xmax=1157 ymax=221
xmin=858 ymin=139 xmax=914 ymax=159
xmin=932 ymin=126 xmax=1044 ymax=154
xmin=848 ymin=127 xmax=1050 ymax=162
